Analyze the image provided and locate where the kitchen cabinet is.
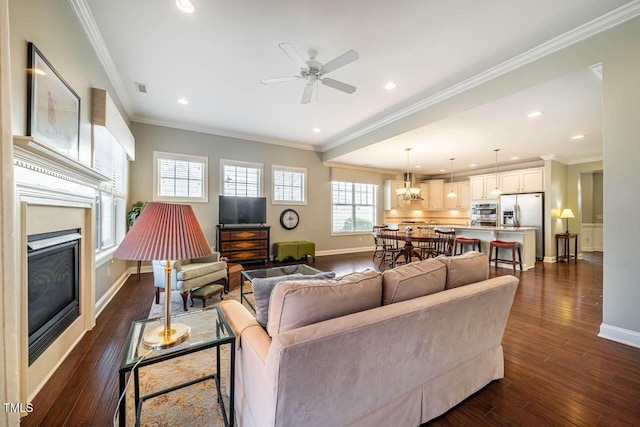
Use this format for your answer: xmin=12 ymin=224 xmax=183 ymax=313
xmin=499 ymin=168 xmax=544 ymax=193
xmin=420 ymin=183 xmax=430 ymax=209
xmin=443 ymin=182 xmax=471 ymax=210
xmin=383 ymin=180 xmax=405 ymax=210
xmin=427 ymin=179 xmax=444 ymax=210
xmin=470 ymin=174 xmax=498 ymax=201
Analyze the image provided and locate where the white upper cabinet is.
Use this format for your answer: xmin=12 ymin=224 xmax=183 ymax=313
xmin=383 ymin=180 xmax=405 ymax=210
xmin=420 ymin=183 xmax=430 ymax=210
xmin=470 ymin=174 xmax=499 ymax=201
xmin=443 ymin=181 xmax=470 ymax=210
xmin=499 ymin=168 xmax=544 ymax=193
xmin=427 ymin=179 xmax=444 ymax=210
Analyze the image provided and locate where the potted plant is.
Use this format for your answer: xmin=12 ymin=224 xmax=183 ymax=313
xmin=127 ymin=201 xmax=147 ymax=229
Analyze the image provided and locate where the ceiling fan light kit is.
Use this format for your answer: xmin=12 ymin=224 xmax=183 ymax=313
xmin=261 ymin=43 xmax=359 ymax=104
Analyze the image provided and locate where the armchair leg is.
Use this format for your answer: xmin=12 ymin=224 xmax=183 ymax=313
xmin=155 ymin=287 xmax=160 ymax=304
xmin=180 ymin=291 xmax=189 ymax=311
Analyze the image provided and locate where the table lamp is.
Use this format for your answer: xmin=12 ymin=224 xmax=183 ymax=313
xmin=560 ymin=208 xmax=575 ymax=234
xmin=114 ymin=202 xmax=211 ymax=349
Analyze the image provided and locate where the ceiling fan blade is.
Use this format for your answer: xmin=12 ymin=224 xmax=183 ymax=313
xmin=321 ymin=78 xmax=356 ymax=94
xmin=261 ymin=76 xmax=302 ymax=84
xmin=322 ymin=49 xmax=359 ymax=74
xmin=279 ymin=43 xmax=309 ymax=70
xmin=301 ymin=83 xmax=314 ymax=104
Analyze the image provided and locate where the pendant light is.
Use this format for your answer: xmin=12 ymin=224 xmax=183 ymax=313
xmin=395 ymin=148 xmax=421 ymax=200
xmin=446 ymin=157 xmax=456 ymax=198
xmin=489 ymin=148 xmax=502 ymax=196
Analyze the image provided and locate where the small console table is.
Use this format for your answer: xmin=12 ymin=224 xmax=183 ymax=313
xmin=555 ymin=233 xmax=579 ymax=263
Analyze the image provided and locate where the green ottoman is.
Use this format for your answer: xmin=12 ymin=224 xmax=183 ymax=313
xmin=273 ymin=242 xmax=298 ymax=262
xmin=189 ymin=283 xmax=224 ymax=308
xmin=295 ymin=241 xmax=316 ymax=261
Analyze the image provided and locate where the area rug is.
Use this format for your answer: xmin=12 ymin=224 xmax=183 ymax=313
xmin=120 ymin=285 xmax=254 ymax=426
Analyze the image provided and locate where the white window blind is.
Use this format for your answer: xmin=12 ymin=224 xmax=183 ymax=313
xmin=273 ymin=165 xmax=306 ymax=204
xmin=221 ymin=160 xmax=263 ymax=197
xmin=153 ymin=151 xmax=208 ymax=202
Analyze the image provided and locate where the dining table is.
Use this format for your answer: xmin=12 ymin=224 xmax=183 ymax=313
xmin=378 ymin=230 xmax=444 ymax=264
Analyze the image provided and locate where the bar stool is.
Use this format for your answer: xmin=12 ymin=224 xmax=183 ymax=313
xmin=454 ymin=237 xmax=481 ymax=255
xmin=489 ymin=240 xmax=522 ymax=274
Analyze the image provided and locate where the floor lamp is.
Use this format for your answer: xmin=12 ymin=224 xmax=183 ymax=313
xmin=114 ymin=202 xmax=211 ymax=349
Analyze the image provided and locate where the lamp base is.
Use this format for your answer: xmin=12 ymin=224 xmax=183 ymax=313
xmin=142 ymin=323 xmax=190 ymax=350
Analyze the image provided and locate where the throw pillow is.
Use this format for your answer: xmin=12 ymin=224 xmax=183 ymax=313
xmin=267 ymin=269 xmax=382 ymax=336
xmin=252 ymin=271 xmax=336 ymax=327
xmin=435 ymin=251 xmax=489 ymax=289
xmin=381 ymin=259 xmax=446 ymax=305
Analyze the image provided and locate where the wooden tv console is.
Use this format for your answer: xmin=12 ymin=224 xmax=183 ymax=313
xmin=216 ymin=225 xmax=270 ymax=263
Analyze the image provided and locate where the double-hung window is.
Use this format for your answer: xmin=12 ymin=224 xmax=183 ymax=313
xmin=272 ymin=165 xmax=306 ymax=205
xmin=94 ymin=126 xmax=128 ymax=252
xmin=221 ymin=159 xmax=263 ymax=197
xmin=331 ymin=181 xmax=377 ymax=233
xmin=153 ymin=151 xmax=208 ymax=202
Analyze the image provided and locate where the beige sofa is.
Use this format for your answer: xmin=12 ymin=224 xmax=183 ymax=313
xmin=220 ymin=252 xmax=518 ymax=426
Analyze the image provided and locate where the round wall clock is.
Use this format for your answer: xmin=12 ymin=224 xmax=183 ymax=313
xmin=280 ymin=209 xmax=299 ymax=230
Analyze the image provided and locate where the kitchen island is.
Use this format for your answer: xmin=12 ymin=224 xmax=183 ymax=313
xmin=436 ymin=225 xmax=537 ymax=271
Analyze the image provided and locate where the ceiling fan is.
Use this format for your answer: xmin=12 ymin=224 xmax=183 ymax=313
xmin=261 ymin=43 xmax=359 ymax=104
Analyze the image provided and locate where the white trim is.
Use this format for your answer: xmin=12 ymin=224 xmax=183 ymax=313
xmin=599 ymin=323 xmax=640 ymax=349
xmin=271 ymin=164 xmax=307 ymax=205
xmin=133 ymin=117 xmax=319 ymax=152
xmin=153 ymin=150 xmax=209 ymax=203
xmin=567 ymin=156 xmax=604 ymax=165
xmin=95 ymin=245 xmax=118 ymax=268
xmin=67 ymin=0 xmax=133 ymax=118
xmin=128 ymin=264 xmax=153 ymax=275
xmin=321 ymin=0 xmax=640 ymax=152
xmin=316 ymin=246 xmax=376 ymax=257
xmin=95 ymin=269 xmax=129 ymax=318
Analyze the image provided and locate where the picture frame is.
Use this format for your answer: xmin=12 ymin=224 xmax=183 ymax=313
xmin=27 ymin=42 xmax=80 ymax=160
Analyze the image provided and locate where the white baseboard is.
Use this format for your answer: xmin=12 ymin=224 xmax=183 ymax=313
xmin=316 ymin=246 xmax=376 ymax=257
xmin=127 ymin=265 xmax=153 ymax=274
xmin=598 ymin=323 xmax=640 ymax=349
xmin=95 ymin=270 xmax=130 ymax=318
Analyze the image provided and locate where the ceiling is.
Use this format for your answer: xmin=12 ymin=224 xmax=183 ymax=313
xmin=82 ymin=0 xmax=633 ymax=171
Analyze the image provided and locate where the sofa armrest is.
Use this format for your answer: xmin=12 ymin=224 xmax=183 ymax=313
xmin=192 ymin=251 xmax=221 ymax=263
xmin=220 ymin=300 xmax=270 ymax=356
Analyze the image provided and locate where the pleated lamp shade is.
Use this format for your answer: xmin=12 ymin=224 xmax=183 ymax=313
xmin=114 ymin=202 xmax=211 ymax=261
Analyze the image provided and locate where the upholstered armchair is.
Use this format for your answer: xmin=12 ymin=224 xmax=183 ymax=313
xmin=152 ymin=252 xmax=228 ymax=311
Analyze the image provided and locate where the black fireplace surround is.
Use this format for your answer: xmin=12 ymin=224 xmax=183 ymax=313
xmin=27 ymin=229 xmax=81 ymax=365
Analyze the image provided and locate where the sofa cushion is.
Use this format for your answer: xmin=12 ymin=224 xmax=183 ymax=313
xmin=436 ymin=251 xmax=489 ymax=289
xmin=253 ymin=271 xmax=336 ymax=327
xmin=381 ymin=259 xmax=446 ymax=305
xmin=177 ymin=261 xmax=226 ymax=281
xmin=267 ymin=269 xmax=382 ymax=336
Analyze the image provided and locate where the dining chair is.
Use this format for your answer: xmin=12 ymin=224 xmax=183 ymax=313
xmin=416 ymin=227 xmax=437 ymax=259
xmin=372 ymin=226 xmax=387 ymax=261
xmin=378 ymin=230 xmax=401 ymax=268
xmin=434 ymin=230 xmax=456 ymax=257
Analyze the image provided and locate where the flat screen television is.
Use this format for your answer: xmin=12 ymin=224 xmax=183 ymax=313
xmin=218 ymin=196 xmax=267 ymax=225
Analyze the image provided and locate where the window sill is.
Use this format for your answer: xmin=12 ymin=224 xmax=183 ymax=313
xmin=330 ymin=231 xmax=372 ymax=237
xmin=95 ymin=245 xmax=118 ymax=268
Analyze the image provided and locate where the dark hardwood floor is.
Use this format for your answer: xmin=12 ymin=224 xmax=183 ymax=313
xmin=21 ymin=252 xmax=640 ymax=426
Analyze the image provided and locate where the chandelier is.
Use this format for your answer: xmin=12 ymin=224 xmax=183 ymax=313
xmin=396 ymin=148 xmax=422 ymax=201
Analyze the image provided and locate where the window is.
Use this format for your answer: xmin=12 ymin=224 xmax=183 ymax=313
xmin=331 ymin=181 xmax=377 ymax=234
xmin=221 ymin=159 xmax=263 ymax=197
xmin=272 ymin=165 xmax=306 ymax=204
xmin=93 ymin=126 xmax=128 ymax=252
xmin=153 ymin=151 xmax=208 ymax=202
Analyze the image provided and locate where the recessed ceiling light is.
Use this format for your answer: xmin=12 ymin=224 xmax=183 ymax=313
xmin=313 ymin=128 xmax=320 ymax=133
xmin=511 ymin=156 xmax=519 ymax=160
xmin=469 ymin=163 xmax=477 ymax=167
xmin=571 ymin=134 xmax=585 ymax=140
xmin=528 ymin=111 xmax=543 ymax=118
xmin=415 ymin=165 xmax=421 ymax=168
xmin=439 ymin=169 xmax=445 ymax=172
xmin=384 ymin=81 xmax=397 ymax=90
xmin=175 ymin=0 xmax=195 ymax=13
xmin=33 ymin=68 xmax=46 ymax=76
xmin=177 ymin=98 xmax=189 ymax=105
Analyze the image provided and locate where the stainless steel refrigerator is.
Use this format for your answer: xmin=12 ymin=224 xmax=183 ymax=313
xmin=499 ymin=193 xmax=545 ymax=260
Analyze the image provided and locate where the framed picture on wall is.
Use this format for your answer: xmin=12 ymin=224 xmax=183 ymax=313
xmin=27 ymin=42 xmax=80 ymax=160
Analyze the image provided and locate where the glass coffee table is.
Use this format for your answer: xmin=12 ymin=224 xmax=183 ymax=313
xmin=241 ymin=264 xmax=323 ymax=311
xmin=118 ymin=306 xmax=235 ymax=427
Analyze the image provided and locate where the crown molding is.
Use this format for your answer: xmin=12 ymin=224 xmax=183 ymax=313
xmin=131 ymin=117 xmax=320 ymax=152
xmin=568 ymin=155 xmax=603 ymax=165
xmin=321 ymin=0 xmax=640 ymax=152
xmin=67 ymin=0 xmax=133 ymax=118
xmin=322 ymin=161 xmax=396 ymax=175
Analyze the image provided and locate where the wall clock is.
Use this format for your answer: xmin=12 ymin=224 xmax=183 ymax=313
xmin=280 ymin=209 xmax=299 ymax=230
